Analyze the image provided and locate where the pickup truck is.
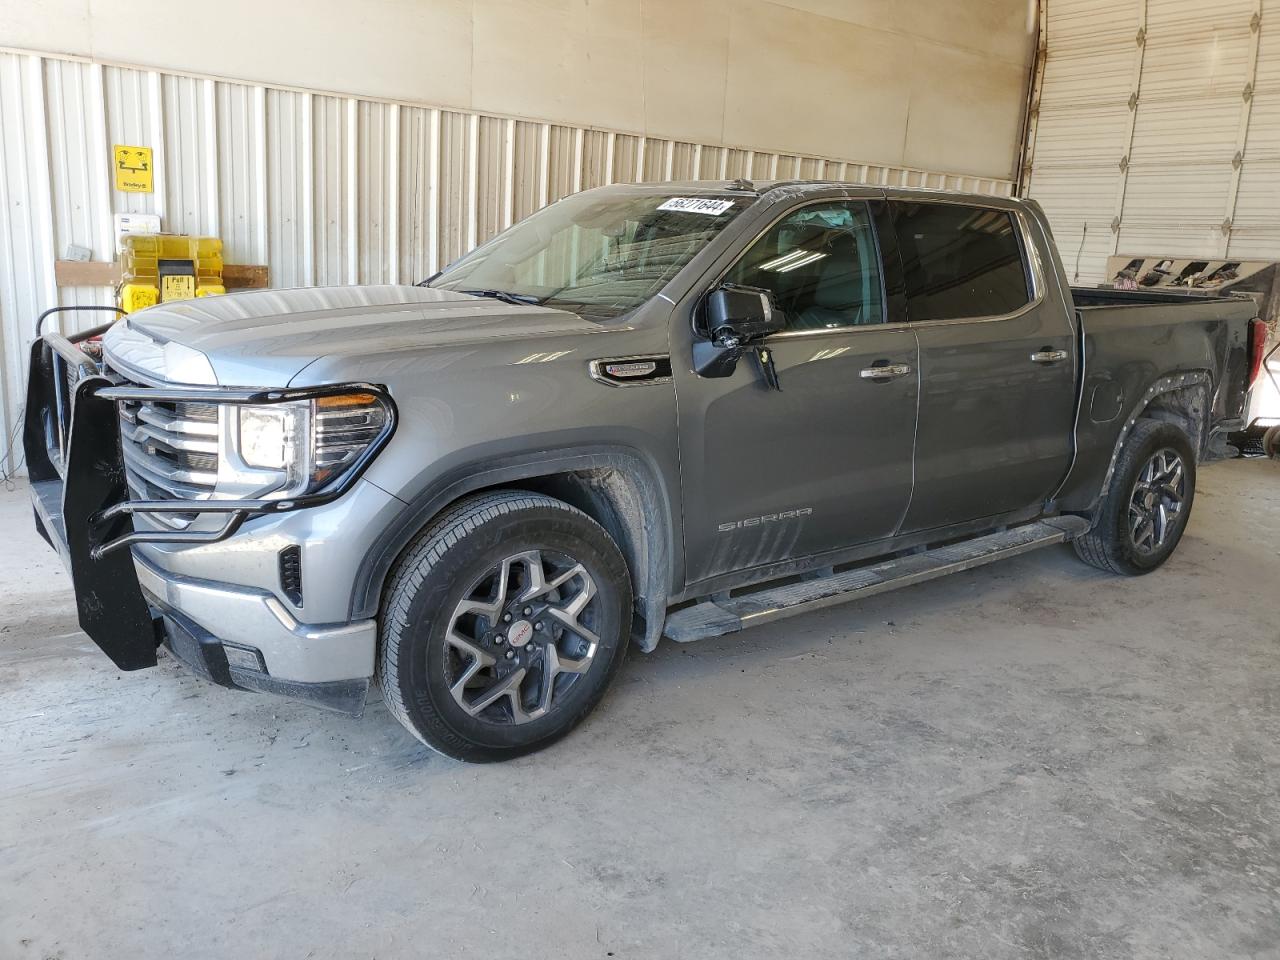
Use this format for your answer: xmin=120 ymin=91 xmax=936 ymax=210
xmin=24 ymin=181 xmax=1267 ymax=762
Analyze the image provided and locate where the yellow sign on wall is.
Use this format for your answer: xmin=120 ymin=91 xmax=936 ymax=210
xmin=113 ymin=145 xmax=153 ymax=193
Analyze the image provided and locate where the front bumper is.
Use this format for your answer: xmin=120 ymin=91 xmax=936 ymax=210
xmin=156 ymin=597 xmax=370 ymax=716
xmin=136 ymin=555 xmax=376 ymax=690
xmin=31 ymin=477 xmax=377 ymax=715
xmin=23 ymin=319 xmax=394 ymax=717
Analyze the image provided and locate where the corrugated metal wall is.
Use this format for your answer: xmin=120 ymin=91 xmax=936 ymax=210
xmin=0 ymin=48 xmax=1015 ymax=475
xmin=1025 ymin=0 xmax=1279 ymax=285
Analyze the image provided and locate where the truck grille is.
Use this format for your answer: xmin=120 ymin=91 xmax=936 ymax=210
xmin=118 ymin=396 xmax=220 ymax=505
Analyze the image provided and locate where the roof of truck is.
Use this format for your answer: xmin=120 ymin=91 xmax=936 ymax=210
xmin=591 ymin=179 xmax=1027 ymax=206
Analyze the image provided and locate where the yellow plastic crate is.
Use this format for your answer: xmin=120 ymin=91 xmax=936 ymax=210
xmin=119 ymin=234 xmax=225 ymax=313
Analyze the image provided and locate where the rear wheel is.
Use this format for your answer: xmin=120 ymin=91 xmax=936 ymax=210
xmin=1073 ymin=418 xmax=1196 ymax=575
xmin=377 ymin=491 xmax=632 ymax=762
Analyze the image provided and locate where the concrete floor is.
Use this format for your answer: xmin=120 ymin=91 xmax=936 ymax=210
xmin=1 ymin=459 xmax=1278 ymax=960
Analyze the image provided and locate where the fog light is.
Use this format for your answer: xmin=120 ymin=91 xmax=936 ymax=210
xmin=223 ymin=643 xmax=266 ymax=673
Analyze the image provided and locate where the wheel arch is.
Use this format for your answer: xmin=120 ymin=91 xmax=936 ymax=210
xmin=351 ymin=445 xmax=678 ymax=652
xmin=1140 ymin=379 xmax=1212 ymax=459
xmin=1081 ymin=370 xmax=1212 ymax=520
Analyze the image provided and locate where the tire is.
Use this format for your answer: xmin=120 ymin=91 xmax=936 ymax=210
xmin=376 ymin=490 xmax=632 ymax=762
xmin=1263 ymin=424 xmax=1280 ymax=460
xmin=1073 ymin=418 xmax=1197 ymax=575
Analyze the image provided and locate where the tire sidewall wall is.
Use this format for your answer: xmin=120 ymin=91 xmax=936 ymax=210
xmin=1109 ymin=423 xmax=1196 ymax=572
xmin=396 ymin=507 xmax=631 ymax=753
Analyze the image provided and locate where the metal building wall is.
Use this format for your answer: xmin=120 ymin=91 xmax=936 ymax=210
xmin=0 ymin=48 xmax=1016 ymax=474
xmin=1025 ymin=0 xmax=1279 ymax=285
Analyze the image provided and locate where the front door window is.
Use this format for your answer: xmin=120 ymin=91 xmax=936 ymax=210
xmin=725 ymin=202 xmax=885 ymax=331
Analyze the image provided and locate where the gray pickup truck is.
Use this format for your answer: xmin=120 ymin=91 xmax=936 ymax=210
xmin=25 ymin=181 xmax=1267 ymax=761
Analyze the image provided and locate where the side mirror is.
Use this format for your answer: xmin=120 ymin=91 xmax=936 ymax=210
xmin=706 ymin=284 xmax=782 ymax=346
xmin=694 ymin=284 xmax=783 ymax=378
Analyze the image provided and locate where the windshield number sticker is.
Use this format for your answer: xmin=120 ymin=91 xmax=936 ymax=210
xmin=657 ymin=197 xmax=736 ymax=216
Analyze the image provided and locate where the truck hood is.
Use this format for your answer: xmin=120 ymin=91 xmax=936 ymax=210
xmin=103 ymin=285 xmax=609 ymax=387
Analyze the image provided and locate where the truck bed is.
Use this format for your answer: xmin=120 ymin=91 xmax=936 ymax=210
xmin=1055 ymin=287 xmax=1257 ymax=513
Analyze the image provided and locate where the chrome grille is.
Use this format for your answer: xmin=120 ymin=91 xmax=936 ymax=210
xmin=117 ymin=395 xmax=220 ymax=505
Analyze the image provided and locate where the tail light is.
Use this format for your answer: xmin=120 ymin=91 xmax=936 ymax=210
xmin=1247 ymin=318 xmax=1267 ymax=387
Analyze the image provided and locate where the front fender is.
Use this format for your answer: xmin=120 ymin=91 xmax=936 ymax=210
xmin=348 ymin=441 xmax=679 ymax=650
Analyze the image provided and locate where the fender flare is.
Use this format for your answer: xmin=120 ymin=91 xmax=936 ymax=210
xmin=1089 ymin=369 xmax=1212 ymax=514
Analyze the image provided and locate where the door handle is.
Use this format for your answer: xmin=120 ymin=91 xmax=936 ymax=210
xmin=1030 ymin=349 xmax=1069 ymax=364
xmin=860 ymin=362 xmax=913 ymax=381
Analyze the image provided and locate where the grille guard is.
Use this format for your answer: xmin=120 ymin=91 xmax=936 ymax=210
xmin=25 ymin=318 xmax=398 ymax=562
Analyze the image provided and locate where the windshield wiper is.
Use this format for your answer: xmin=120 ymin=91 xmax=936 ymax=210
xmin=459 ymin=288 xmax=542 ymax=306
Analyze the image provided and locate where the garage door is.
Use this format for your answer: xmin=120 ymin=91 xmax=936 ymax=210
xmin=1026 ymin=0 xmax=1278 ymax=284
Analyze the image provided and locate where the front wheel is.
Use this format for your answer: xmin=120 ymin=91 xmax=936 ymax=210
xmin=377 ymin=491 xmax=632 ymax=762
xmin=1073 ymin=418 xmax=1196 ymax=575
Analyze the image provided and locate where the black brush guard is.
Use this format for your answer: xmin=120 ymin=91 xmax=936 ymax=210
xmin=23 ymin=309 xmax=395 ymax=672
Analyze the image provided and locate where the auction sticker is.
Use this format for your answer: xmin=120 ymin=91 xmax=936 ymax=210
xmin=657 ymin=197 xmax=736 ymax=216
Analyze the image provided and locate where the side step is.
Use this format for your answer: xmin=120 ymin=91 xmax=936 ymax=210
xmin=663 ymin=516 xmax=1091 ymax=643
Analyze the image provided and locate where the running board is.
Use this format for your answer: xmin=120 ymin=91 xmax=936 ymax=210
xmin=663 ymin=516 xmax=1091 ymax=643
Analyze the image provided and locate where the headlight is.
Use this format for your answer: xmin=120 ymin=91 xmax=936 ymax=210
xmin=238 ymin=404 xmax=306 ymax=470
xmin=225 ymin=390 xmax=391 ymax=499
xmin=311 ymin=392 xmax=391 ymax=486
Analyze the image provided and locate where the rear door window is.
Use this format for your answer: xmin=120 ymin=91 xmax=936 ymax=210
xmin=891 ymin=202 xmax=1033 ymax=321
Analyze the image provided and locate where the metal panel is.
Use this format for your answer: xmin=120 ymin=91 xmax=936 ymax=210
xmin=356 ymin=100 xmax=394 ymax=285
xmin=265 ymin=88 xmax=313 ymax=289
xmin=396 ymin=105 xmax=435 ymax=284
xmin=1119 ymin=0 xmax=1256 ymax=256
xmin=1027 ymin=0 xmax=1277 ymax=284
xmin=309 ymin=94 xmax=351 ymax=286
xmin=474 ymin=115 xmax=510 ymax=244
xmin=580 ymin=129 xmax=611 ymax=191
xmin=161 ymin=74 xmax=219 ymax=240
xmin=434 ymin=109 xmax=471 ymax=268
xmin=545 ymin=125 xmax=579 ymax=203
xmin=216 ymin=81 xmax=268 ymax=269
xmin=0 ymin=48 xmax=1014 ymax=475
xmin=44 ymin=59 xmax=113 ymax=312
xmin=102 ymin=65 xmax=165 ymax=221
xmin=1230 ymin=86 xmax=1280 ymax=257
xmin=1025 ymin=0 xmax=1142 ymax=284
xmin=1232 ymin=7 xmax=1280 ymax=260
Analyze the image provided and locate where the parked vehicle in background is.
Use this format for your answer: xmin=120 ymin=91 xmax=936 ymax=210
xmin=1245 ymin=338 xmax=1280 ymax=455
xmin=25 ymin=181 xmax=1266 ymax=761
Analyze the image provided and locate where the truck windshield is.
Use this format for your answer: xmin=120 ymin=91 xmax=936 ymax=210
xmin=428 ymin=189 xmax=753 ymax=319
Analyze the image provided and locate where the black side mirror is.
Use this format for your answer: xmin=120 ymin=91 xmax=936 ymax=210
xmin=694 ymin=284 xmax=783 ymax=378
xmin=706 ymin=284 xmax=782 ymax=346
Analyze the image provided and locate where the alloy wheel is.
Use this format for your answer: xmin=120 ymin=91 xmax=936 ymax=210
xmin=443 ymin=550 xmax=600 ymax=724
xmin=1128 ymin=447 xmax=1187 ymax=554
